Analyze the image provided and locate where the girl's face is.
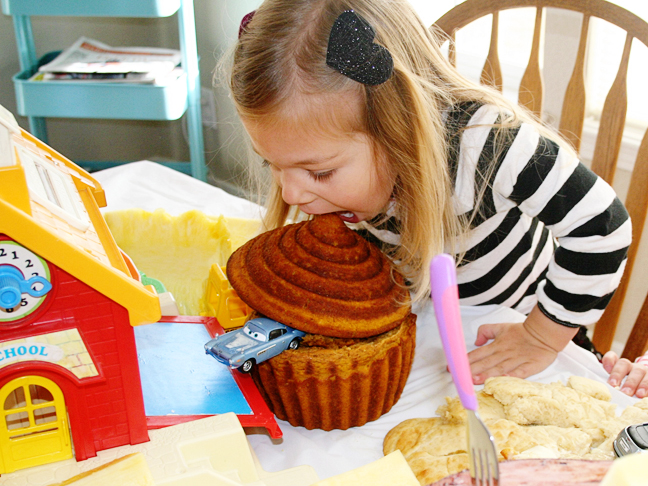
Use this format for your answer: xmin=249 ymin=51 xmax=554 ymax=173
xmin=242 ymin=93 xmax=395 ymax=224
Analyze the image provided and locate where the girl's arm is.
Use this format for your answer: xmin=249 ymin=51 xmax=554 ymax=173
xmin=467 ymin=305 xmax=578 ymax=384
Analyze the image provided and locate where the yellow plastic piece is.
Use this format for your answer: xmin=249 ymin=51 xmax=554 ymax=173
xmin=105 ymin=209 xmax=231 ymax=316
xmin=0 ymin=163 xmax=31 ymax=215
xmin=105 ymin=209 xmax=260 ymax=317
xmin=600 ymin=453 xmax=648 ymax=486
xmin=204 ymin=264 xmax=251 ymax=330
xmin=0 ymin=376 xmax=73 ymax=474
xmin=49 ymin=453 xmax=154 ymax=486
xmin=223 ymin=217 xmax=261 ymax=251
xmin=311 ymin=451 xmax=419 ymax=486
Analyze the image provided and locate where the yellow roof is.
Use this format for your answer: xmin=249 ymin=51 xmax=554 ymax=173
xmin=0 ymin=108 xmax=160 ymax=326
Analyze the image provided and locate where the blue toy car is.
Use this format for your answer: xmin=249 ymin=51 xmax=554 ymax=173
xmin=205 ymin=317 xmax=306 ymax=373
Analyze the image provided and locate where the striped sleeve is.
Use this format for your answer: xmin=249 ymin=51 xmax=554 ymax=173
xmin=491 ymin=122 xmax=631 ymax=326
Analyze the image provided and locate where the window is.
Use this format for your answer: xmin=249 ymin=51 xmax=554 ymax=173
xmin=268 ymin=329 xmax=285 ymax=340
xmin=4 ymin=384 xmax=56 ymax=432
xmin=19 ymin=146 xmax=91 ymax=231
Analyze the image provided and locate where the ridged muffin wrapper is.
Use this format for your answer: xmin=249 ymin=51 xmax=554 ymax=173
xmin=251 ymin=313 xmax=417 ymax=431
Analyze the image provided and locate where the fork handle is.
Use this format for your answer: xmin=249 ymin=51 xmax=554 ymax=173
xmin=431 ymin=254 xmax=478 ymax=411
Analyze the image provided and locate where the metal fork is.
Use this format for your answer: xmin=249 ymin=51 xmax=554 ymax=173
xmin=431 ymin=254 xmax=499 ymax=486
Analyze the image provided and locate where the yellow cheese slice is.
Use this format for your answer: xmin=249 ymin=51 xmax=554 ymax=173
xmin=312 ymin=451 xmax=419 ymax=486
xmin=50 ymin=452 xmax=153 ymax=486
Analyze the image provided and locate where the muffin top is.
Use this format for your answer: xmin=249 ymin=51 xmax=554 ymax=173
xmin=226 ymin=213 xmax=411 ymax=338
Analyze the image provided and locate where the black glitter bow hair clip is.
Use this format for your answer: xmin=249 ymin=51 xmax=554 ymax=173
xmin=326 ymin=10 xmax=394 ymax=86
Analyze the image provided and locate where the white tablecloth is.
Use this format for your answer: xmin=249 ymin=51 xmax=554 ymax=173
xmin=94 ymin=161 xmax=637 ymax=481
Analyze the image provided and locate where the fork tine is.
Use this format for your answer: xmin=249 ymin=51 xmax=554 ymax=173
xmin=485 ymin=450 xmax=494 ymax=486
xmin=467 ymin=412 xmax=499 ymax=484
xmin=482 ymin=448 xmax=498 ymax=486
xmin=486 ymin=450 xmax=498 ymax=485
xmin=472 ymin=449 xmax=494 ymax=486
xmin=477 ymin=449 xmax=484 ymax=486
xmin=470 ymin=448 xmax=478 ymax=484
xmin=470 ymin=448 xmax=483 ymax=486
xmin=479 ymin=449 xmax=486 ymax=486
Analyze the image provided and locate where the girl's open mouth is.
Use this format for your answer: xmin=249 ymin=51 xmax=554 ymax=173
xmin=336 ymin=211 xmax=360 ymax=223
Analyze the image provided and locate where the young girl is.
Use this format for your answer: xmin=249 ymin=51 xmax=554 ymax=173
xmin=223 ymin=0 xmax=637 ymax=393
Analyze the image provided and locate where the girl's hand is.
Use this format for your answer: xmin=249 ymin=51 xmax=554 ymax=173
xmin=467 ymin=306 xmax=578 ymax=384
xmin=602 ymin=350 xmax=648 ymax=398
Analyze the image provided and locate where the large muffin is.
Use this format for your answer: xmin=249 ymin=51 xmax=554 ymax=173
xmin=226 ymin=213 xmax=417 ymax=430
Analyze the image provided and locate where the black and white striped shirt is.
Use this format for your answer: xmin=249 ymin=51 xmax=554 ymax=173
xmin=359 ymin=103 xmax=631 ymax=327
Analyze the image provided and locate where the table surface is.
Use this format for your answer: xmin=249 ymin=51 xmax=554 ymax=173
xmin=94 ymin=161 xmax=637 ymax=481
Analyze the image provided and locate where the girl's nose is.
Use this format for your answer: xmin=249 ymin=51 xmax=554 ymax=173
xmin=280 ymin=174 xmax=312 ymax=206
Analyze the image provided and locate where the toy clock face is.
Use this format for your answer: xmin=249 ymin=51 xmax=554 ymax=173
xmin=0 ymin=240 xmax=52 ymax=322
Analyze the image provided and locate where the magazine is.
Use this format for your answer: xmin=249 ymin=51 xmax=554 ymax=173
xmin=32 ymin=37 xmax=182 ymax=84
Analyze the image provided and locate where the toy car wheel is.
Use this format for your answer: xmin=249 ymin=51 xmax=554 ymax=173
xmin=288 ymin=339 xmax=300 ymax=350
xmin=239 ymin=359 xmax=255 ymax=373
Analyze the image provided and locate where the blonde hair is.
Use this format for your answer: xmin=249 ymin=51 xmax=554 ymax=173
xmin=219 ymin=0 xmax=573 ymax=305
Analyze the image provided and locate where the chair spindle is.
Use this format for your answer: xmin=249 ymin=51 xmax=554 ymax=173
xmin=480 ymin=12 xmax=503 ymax=91
xmin=590 ymin=34 xmax=632 ymax=186
xmin=519 ymin=7 xmax=544 ymax=117
xmin=559 ymin=14 xmax=590 ymax=152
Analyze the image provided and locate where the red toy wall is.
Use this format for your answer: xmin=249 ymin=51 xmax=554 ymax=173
xmin=0 ymin=263 xmax=149 ymax=460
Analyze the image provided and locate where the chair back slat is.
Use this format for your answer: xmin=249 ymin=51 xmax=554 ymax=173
xmin=519 ymin=8 xmax=544 ymax=117
xmin=480 ymin=12 xmax=503 ymax=91
xmin=590 ymin=34 xmax=632 ymax=185
xmin=559 ymin=14 xmax=590 ymax=152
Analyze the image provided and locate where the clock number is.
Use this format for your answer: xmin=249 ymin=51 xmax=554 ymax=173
xmin=0 ymin=241 xmax=51 ymax=322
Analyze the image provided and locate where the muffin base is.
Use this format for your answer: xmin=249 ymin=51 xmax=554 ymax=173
xmin=251 ymin=313 xmax=417 ymax=431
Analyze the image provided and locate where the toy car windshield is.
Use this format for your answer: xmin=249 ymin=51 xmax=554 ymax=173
xmin=243 ymin=322 xmax=268 ymax=342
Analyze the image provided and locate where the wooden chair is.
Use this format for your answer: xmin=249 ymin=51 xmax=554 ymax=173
xmin=433 ymin=0 xmax=648 ymax=361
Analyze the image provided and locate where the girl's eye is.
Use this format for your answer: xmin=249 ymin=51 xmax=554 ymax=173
xmin=309 ymin=170 xmax=335 ymax=182
xmin=261 ymin=159 xmax=270 ymax=168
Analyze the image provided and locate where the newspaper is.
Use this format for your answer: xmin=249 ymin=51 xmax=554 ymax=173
xmin=33 ymin=37 xmax=182 ymax=84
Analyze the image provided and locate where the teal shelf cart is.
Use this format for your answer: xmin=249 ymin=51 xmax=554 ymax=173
xmin=2 ymin=0 xmax=207 ymax=181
